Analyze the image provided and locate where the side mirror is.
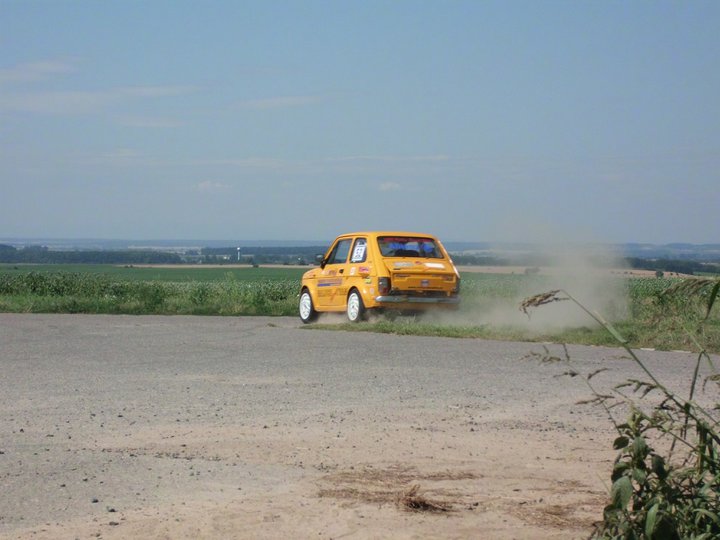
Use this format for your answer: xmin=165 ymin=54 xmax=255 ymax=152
xmin=315 ymin=254 xmax=325 ymax=268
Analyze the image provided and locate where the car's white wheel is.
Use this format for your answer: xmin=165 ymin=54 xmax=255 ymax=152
xmin=299 ymin=290 xmax=318 ymax=323
xmin=346 ymin=290 xmax=366 ymax=323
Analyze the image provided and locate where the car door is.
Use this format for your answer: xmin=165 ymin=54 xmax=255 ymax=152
xmin=316 ymin=237 xmax=353 ymax=308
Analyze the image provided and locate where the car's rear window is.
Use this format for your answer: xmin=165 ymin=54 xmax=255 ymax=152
xmin=377 ymin=236 xmax=443 ymax=259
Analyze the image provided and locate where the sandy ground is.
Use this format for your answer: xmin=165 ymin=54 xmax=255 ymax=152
xmin=1 ymin=314 xmax=714 ymax=539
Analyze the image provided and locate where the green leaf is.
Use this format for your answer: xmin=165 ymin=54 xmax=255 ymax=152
xmin=645 ymin=502 xmax=659 ymax=537
xmin=632 ymin=467 xmax=647 ymax=485
xmin=651 ymin=454 xmax=668 ymax=480
xmin=703 ymin=280 xmax=720 ymax=321
xmin=695 ymin=508 xmax=720 ymax=525
xmin=614 ymin=436 xmax=630 ymax=450
xmin=611 ymin=476 xmax=633 ymax=510
xmin=631 ymin=436 xmax=649 ymax=459
xmin=604 ymin=320 xmax=629 ymax=344
xmin=612 ymin=461 xmax=630 ymax=481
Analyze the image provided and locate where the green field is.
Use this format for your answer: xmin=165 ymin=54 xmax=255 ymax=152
xmin=1 ymin=264 xmax=717 ymax=352
xmin=0 ymin=263 xmax=307 ymax=282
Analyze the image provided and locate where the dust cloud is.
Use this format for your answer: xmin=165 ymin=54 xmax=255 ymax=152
xmin=437 ymin=243 xmax=630 ymax=334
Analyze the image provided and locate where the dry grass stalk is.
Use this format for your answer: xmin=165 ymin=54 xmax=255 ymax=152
xmin=519 ymin=289 xmax=567 ymax=316
xmin=397 ymin=484 xmax=452 ymax=513
xmin=662 ymin=277 xmax=717 ymax=298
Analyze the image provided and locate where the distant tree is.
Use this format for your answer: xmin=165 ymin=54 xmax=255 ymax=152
xmin=0 ymin=248 xmax=182 ymax=264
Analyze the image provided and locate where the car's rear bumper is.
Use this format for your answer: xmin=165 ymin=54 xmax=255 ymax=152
xmin=374 ymin=295 xmax=460 ymax=304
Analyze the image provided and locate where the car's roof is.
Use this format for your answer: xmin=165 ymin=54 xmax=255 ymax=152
xmin=336 ymin=231 xmax=439 ymax=238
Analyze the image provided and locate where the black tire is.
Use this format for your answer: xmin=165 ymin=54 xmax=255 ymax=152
xmin=299 ymin=289 xmax=318 ymax=323
xmin=346 ymin=289 xmax=366 ymax=323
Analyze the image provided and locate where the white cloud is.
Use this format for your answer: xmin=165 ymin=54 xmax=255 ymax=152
xmin=0 ymin=59 xmax=197 ymax=115
xmin=191 ymin=158 xmax=287 ymax=170
xmin=0 ymin=59 xmax=77 ymax=85
xmin=71 ymin=148 xmax=148 ymax=167
xmin=0 ymin=85 xmax=198 ymax=115
xmin=116 ymin=115 xmax=184 ymax=128
xmin=196 ymin=180 xmax=231 ymax=193
xmin=325 ymin=155 xmax=450 ymax=164
xmin=379 ymin=182 xmax=401 ymax=191
xmin=235 ymin=95 xmax=323 ymax=110
xmin=186 ymin=154 xmax=457 ymax=178
xmin=101 ymin=148 xmax=141 ymax=160
xmin=0 ymin=90 xmax=115 ymax=114
xmin=118 ymin=85 xmax=197 ymax=98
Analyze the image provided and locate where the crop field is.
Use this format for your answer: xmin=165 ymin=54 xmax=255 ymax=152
xmin=1 ymin=264 xmax=717 ymax=352
xmin=0 ymin=263 xmax=307 ymax=282
xmin=0 ymin=264 xmax=302 ymax=316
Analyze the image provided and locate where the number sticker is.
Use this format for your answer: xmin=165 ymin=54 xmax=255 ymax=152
xmin=351 ymin=241 xmax=366 ymax=263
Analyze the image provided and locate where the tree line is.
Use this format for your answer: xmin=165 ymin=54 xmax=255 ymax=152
xmin=2 ymin=243 xmax=718 ymax=274
xmin=0 ymin=245 xmax=182 ymax=264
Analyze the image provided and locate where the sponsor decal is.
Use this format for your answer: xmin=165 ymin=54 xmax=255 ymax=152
xmin=364 ymin=278 xmax=372 ymax=284
xmin=359 ymin=266 xmax=370 ymax=274
xmin=394 ymin=262 xmax=414 ymax=268
xmin=425 ymin=262 xmax=445 ymax=269
xmin=350 ymin=267 xmax=357 ymax=276
xmin=421 ymin=279 xmax=430 ymax=287
xmin=318 ymin=279 xmax=342 ymax=287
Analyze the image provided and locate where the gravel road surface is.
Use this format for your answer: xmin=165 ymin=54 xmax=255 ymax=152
xmin=0 ymin=314 xmax=714 ymax=539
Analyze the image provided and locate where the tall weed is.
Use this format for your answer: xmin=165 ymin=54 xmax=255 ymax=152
xmin=521 ymin=279 xmax=720 ymax=538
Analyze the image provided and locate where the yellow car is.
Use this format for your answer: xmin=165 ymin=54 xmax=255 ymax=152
xmin=299 ymin=231 xmax=460 ymax=323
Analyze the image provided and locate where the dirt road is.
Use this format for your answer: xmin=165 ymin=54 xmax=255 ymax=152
xmin=0 ymin=314 xmax=710 ymax=539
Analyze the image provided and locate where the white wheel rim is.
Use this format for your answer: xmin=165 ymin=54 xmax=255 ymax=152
xmin=300 ymin=293 xmax=312 ymax=319
xmin=347 ymin=293 xmax=360 ymax=321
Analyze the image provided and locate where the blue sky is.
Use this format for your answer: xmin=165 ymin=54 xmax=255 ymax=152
xmin=1 ymin=0 xmax=718 ymax=243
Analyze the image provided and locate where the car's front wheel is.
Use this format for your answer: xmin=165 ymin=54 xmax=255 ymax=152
xmin=346 ymin=289 xmax=366 ymax=322
xmin=299 ymin=290 xmax=318 ymax=323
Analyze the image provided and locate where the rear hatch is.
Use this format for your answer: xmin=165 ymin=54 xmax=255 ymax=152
xmin=375 ymin=235 xmax=458 ymax=296
xmin=384 ymin=258 xmax=458 ymax=295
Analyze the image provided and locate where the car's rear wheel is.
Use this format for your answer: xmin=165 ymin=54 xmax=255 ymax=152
xmin=299 ymin=290 xmax=318 ymax=323
xmin=346 ymin=289 xmax=366 ymax=322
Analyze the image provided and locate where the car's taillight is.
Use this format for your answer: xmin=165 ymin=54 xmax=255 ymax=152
xmin=378 ymin=277 xmax=391 ymax=295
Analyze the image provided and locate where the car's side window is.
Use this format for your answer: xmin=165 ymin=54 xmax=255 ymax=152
xmin=327 ymin=238 xmax=352 ymax=265
xmin=350 ymin=238 xmax=367 ymax=263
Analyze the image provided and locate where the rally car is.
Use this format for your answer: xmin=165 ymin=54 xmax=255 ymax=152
xmin=299 ymin=231 xmax=460 ymax=323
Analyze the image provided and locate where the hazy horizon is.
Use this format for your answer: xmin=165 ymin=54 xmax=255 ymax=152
xmin=2 ymin=236 xmax=719 ymax=250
